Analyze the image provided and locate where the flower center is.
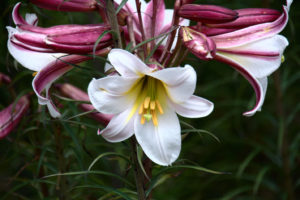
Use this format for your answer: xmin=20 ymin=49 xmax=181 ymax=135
xmin=138 ymin=76 xmax=164 ymax=126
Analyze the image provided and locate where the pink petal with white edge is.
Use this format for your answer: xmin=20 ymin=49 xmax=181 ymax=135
xmin=218 ymin=35 xmax=289 ymax=78
xmin=0 ymin=95 xmax=30 ymax=139
xmin=134 ymin=106 xmax=181 ymax=166
xmin=171 ymin=95 xmax=214 ymax=118
xmin=212 ymin=0 xmax=292 ymax=48
xmin=32 ymin=53 xmax=101 ymax=118
xmin=215 ymin=54 xmax=267 ymax=116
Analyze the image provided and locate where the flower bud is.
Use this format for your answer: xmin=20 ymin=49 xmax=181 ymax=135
xmin=178 ymin=4 xmax=238 ymax=24
xmin=0 ymin=95 xmax=30 ymax=139
xmin=207 ymin=8 xmax=281 ymax=28
xmin=180 ymin=27 xmax=216 ymax=60
xmin=30 ymin=0 xmax=97 ymax=12
xmin=0 ymin=73 xmax=11 ymax=85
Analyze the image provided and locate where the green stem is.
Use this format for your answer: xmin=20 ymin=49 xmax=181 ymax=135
xmin=130 ymin=138 xmax=146 ymax=200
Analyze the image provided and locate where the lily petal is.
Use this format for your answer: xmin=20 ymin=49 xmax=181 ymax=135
xmin=217 ymin=35 xmax=289 ymax=78
xmin=150 ymin=65 xmax=196 ymax=103
xmin=88 ymin=76 xmax=138 ymax=114
xmin=7 ymin=27 xmax=66 ymax=71
xmin=134 ymin=106 xmax=181 ymax=166
xmin=100 ymin=106 xmax=135 ymax=142
xmin=32 ymin=52 xmax=103 ymax=118
xmin=211 ymin=0 xmax=292 ymax=48
xmin=108 ymin=49 xmax=152 ymax=77
xmin=215 ymin=53 xmax=266 ymax=116
xmin=171 ymin=95 xmax=214 ymax=118
xmin=144 ymin=0 xmax=165 ymax=38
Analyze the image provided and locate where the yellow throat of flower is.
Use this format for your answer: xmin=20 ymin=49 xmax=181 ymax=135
xmin=138 ymin=77 xmax=164 ymax=126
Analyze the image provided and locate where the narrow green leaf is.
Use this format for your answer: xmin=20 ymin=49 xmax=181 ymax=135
xmin=253 ymin=166 xmax=270 ymax=195
xmin=237 ymin=148 xmax=260 ymax=178
xmin=88 ymin=152 xmax=131 ymax=171
xmin=93 ymin=30 xmax=115 ymax=58
xmin=116 ymin=0 xmax=129 ymax=13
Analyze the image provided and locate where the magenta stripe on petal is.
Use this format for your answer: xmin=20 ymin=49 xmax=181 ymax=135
xmin=12 ymin=3 xmax=28 ymax=25
xmin=32 ymin=48 xmax=110 ymax=118
xmin=215 ymin=54 xmax=264 ymax=116
xmin=0 ymin=95 xmax=30 ymax=139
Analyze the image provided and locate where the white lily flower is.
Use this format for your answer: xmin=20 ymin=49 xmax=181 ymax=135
xmin=88 ymin=49 xmax=214 ymax=166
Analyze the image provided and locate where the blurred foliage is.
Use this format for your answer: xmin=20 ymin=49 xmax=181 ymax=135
xmin=0 ymin=0 xmax=299 ymax=199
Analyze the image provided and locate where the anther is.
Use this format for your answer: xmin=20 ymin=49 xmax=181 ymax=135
xmin=144 ymin=97 xmax=151 ymax=109
xmin=32 ymin=72 xmax=38 ymax=77
xmin=141 ymin=115 xmax=145 ymax=124
xmin=150 ymin=101 xmax=156 ymax=110
xmin=155 ymin=100 xmax=164 ymax=114
xmin=152 ymin=111 xmax=158 ymax=126
xmin=138 ymin=103 xmax=144 ymax=114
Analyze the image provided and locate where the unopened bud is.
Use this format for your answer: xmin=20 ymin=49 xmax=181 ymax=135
xmin=178 ymin=4 xmax=238 ymax=24
xmin=207 ymin=8 xmax=281 ymax=28
xmin=30 ymin=0 xmax=97 ymax=12
xmin=180 ymin=27 xmax=216 ymax=60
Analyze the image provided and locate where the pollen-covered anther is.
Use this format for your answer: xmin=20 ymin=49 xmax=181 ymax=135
xmin=150 ymin=101 xmax=156 ymax=110
xmin=155 ymin=100 xmax=164 ymax=114
xmin=151 ymin=110 xmax=158 ymax=126
xmin=144 ymin=96 xmax=151 ymax=109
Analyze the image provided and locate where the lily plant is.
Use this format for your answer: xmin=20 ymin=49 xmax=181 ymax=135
xmin=5 ymin=0 xmax=292 ymax=198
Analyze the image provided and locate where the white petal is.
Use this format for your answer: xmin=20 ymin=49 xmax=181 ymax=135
xmin=25 ymin=13 xmax=38 ymax=26
xmin=7 ymin=27 xmax=66 ymax=71
xmin=88 ymin=77 xmax=138 ymax=114
xmin=134 ymin=106 xmax=181 ymax=166
xmin=150 ymin=64 xmax=196 ymax=103
xmin=171 ymin=95 xmax=214 ymax=118
xmin=219 ymin=35 xmax=288 ymax=78
xmin=108 ymin=49 xmax=152 ymax=77
xmin=100 ymin=106 xmax=135 ymax=142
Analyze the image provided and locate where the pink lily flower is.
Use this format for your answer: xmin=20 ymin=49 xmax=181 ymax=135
xmin=30 ymin=0 xmax=97 ymax=12
xmin=57 ymin=83 xmax=113 ymax=125
xmin=7 ymin=3 xmax=112 ymax=71
xmin=0 ymin=95 xmax=30 ymax=139
xmin=180 ymin=0 xmax=292 ymax=116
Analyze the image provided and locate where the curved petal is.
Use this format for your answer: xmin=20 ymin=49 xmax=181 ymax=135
xmin=171 ymin=95 xmax=214 ymax=118
xmin=7 ymin=27 xmax=66 ymax=71
xmin=100 ymin=106 xmax=135 ymax=142
xmin=88 ymin=77 xmax=138 ymax=114
xmin=150 ymin=65 xmax=196 ymax=103
xmin=218 ymin=35 xmax=288 ymax=78
xmin=108 ymin=49 xmax=152 ymax=77
xmin=215 ymin=53 xmax=266 ymax=116
xmin=33 ymin=54 xmax=97 ymax=118
xmin=134 ymin=106 xmax=181 ymax=166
